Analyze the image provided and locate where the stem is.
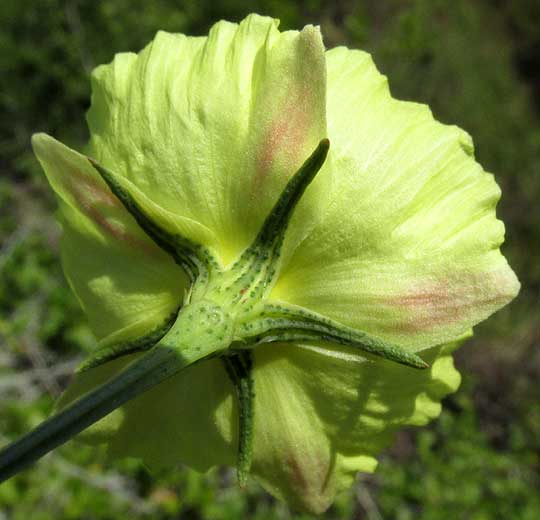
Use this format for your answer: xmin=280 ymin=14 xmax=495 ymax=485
xmin=0 ymin=346 xmax=201 ymax=483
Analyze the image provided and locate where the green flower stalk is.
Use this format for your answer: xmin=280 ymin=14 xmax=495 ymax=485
xmin=0 ymin=14 xmax=519 ymax=513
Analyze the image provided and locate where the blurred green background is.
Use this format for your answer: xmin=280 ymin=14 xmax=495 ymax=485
xmin=0 ymin=0 xmax=539 ymax=518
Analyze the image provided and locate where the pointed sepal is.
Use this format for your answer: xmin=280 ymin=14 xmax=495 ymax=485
xmin=236 ymin=302 xmax=428 ymax=369
xmin=221 ymin=139 xmax=330 ymax=304
xmin=88 ymin=157 xmax=219 ymax=284
xmin=77 ymin=309 xmax=179 ymax=372
xmin=247 ymin=138 xmax=330 ymax=259
xmin=222 ymin=351 xmax=255 ymax=487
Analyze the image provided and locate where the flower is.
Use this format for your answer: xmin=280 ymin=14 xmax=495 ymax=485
xmin=29 ymin=14 xmax=518 ymax=513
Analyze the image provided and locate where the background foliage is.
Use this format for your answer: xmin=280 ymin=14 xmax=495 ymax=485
xmin=1 ymin=0 xmax=539 ymax=518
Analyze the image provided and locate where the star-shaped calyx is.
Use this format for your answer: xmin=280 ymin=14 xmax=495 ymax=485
xmin=0 ymin=139 xmax=427 ymax=485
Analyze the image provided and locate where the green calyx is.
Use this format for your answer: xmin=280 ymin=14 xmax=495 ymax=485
xmin=0 ymin=138 xmax=428 ymax=485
